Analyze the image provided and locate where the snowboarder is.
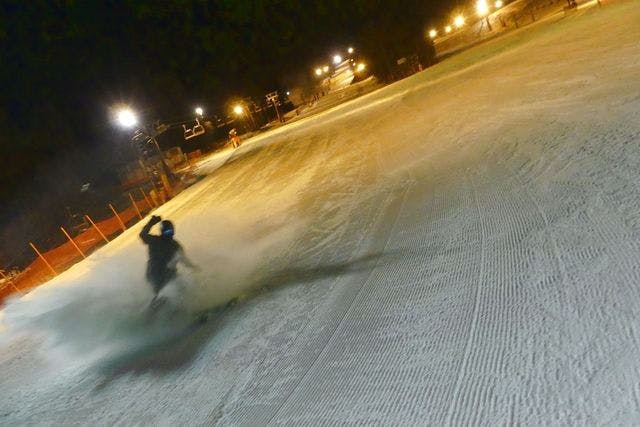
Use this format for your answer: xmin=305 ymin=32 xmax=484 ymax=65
xmin=139 ymin=215 xmax=197 ymax=304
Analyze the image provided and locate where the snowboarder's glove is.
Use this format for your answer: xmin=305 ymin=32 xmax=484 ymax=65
xmin=150 ymin=215 xmax=162 ymax=225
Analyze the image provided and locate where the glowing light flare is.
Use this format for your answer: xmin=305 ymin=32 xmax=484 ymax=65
xmin=454 ymin=15 xmax=465 ymax=28
xmin=347 ymin=47 xmax=354 ymax=54
xmin=445 ymin=25 xmax=452 ymax=33
xmin=495 ymin=0 xmax=503 ymax=7
xmin=233 ymin=105 xmax=244 ymax=115
xmin=476 ymin=0 xmax=489 ymax=15
xmin=315 ymin=68 xmax=322 ymax=76
xmin=116 ymin=108 xmax=137 ymax=128
xmin=429 ymin=29 xmax=438 ymax=38
xmin=333 ymin=54 xmax=342 ymax=65
xmin=323 ymin=65 xmax=329 ymax=73
xmin=195 ymin=107 xmax=204 ymax=116
xmin=356 ymin=63 xmax=366 ymax=72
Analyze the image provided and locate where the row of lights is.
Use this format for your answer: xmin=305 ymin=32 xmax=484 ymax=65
xmin=314 ymin=47 xmax=355 ymax=76
xmin=117 ymin=91 xmax=291 ymax=129
xmin=428 ymin=0 xmax=504 ymax=39
xmin=116 ymin=106 xmax=206 ymax=129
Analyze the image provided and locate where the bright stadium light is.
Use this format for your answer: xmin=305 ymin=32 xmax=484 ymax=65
xmin=476 ymin=0 xmax=490 ymax=16
xmin=116 ymin=107 xmax=137 ymax=128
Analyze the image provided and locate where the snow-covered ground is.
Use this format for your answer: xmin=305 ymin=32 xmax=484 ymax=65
xmin=2 ymin=2 xmax=640 ymax=424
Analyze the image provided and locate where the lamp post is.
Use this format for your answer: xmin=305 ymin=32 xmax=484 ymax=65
xmin=476 ymin=0 xmax=493 ymax=31
xmin=233 ymin=104 xmax=246 ymax=133
xmin=233 ymin=101 xmax=256 ymax=130
xmin=265 ymin=92 xmax=283 ymax=123
xmin=115 ymin=106 xmax=174 ymax=198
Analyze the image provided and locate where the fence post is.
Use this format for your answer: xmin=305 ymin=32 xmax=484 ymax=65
xmin=60 ymin=226 xmax=86 ymax=259
xmin=85 ymin=215 xmax=110 ymax=243
xmin=140 ymin=187 xmax=154 ymax=210
xmin=109 ymin=203 xmax=127 ymax=231
xmin=160 ymin=174 xmax=173 ymax=198
xmin=0 ymin=270 xmax=20 ymax=293
xmin=129 ymin=193 xmax=142 ymax=220
xmin=29 ymin=242 xmax=57 ymax=276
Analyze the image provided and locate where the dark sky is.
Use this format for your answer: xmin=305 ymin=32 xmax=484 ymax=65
xmin=0 ymin=0 xmax=448 ymax=267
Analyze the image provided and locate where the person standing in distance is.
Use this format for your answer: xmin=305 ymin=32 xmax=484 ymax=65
xmin=139 ymin=215 xmax=197 ymax=303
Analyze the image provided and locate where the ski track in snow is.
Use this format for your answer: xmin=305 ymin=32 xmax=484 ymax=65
xmin=1 ymin=2 xmax=640 ymax=425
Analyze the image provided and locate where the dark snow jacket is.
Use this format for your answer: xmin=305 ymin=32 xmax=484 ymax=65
xmin=139 ymin=218 xmax=186 ymax=293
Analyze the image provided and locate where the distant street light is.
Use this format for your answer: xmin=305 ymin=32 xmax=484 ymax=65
xmin=356 ymin=63 xmax=366 ymax=73
xmin=445 ymin=25 xmax=452 ymax=33
xmin=315 ymin=67 xmax=323 ymax=76
xmin=495 ymin=0 xmax=503 ymax=7
xmin=195 ymin=107 xmax=204 ymax=116
xmin=323 ymin=65 xmax=329 ymax=73
xmin=454 ymin=15 xmax=465 ymax=28
xmin=333 ymin=54 xmax=342 ymax=65
xmin=233 ymin=105 xmax=244 ymax=115
xmin=347 ymin=47 xmax=354 ymax=54
xmin=429 ymin=29 xmax=438 ymax=39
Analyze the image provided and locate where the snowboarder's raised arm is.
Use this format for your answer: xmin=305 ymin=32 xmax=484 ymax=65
xmin=140 ymin=215 xmax=162 ymax=244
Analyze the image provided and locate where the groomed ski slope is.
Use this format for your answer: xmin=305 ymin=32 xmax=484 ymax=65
xmin=1 ymin=1 xmax=640 ymax=424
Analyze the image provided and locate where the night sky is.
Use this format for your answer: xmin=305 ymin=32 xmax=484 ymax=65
xmin=0 ymin=0 xmax=448 ymax=267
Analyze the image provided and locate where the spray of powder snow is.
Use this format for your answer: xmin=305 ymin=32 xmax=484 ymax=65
xmin=0 ymin=213 xmax=305 ymax=367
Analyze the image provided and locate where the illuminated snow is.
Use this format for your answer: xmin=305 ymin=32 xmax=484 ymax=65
xmin=1 ymin=2 xmax=640 ymax=424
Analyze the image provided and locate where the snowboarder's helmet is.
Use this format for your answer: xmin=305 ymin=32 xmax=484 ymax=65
xmin=161 ymin=220 xmax=174 ymax=238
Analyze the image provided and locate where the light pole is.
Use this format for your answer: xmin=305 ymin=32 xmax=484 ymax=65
xmin=476 ymin=0 xmax=492 ymax=31
xmin=233 ymin=104 xmax=246 ymax=133
xmin=266 ymin=92 xmax=283 ymax=123
xmin=233 ymin=101 xmax=256 ymax=130
xmin=115 ymin=106 xmax=175 ymax=198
